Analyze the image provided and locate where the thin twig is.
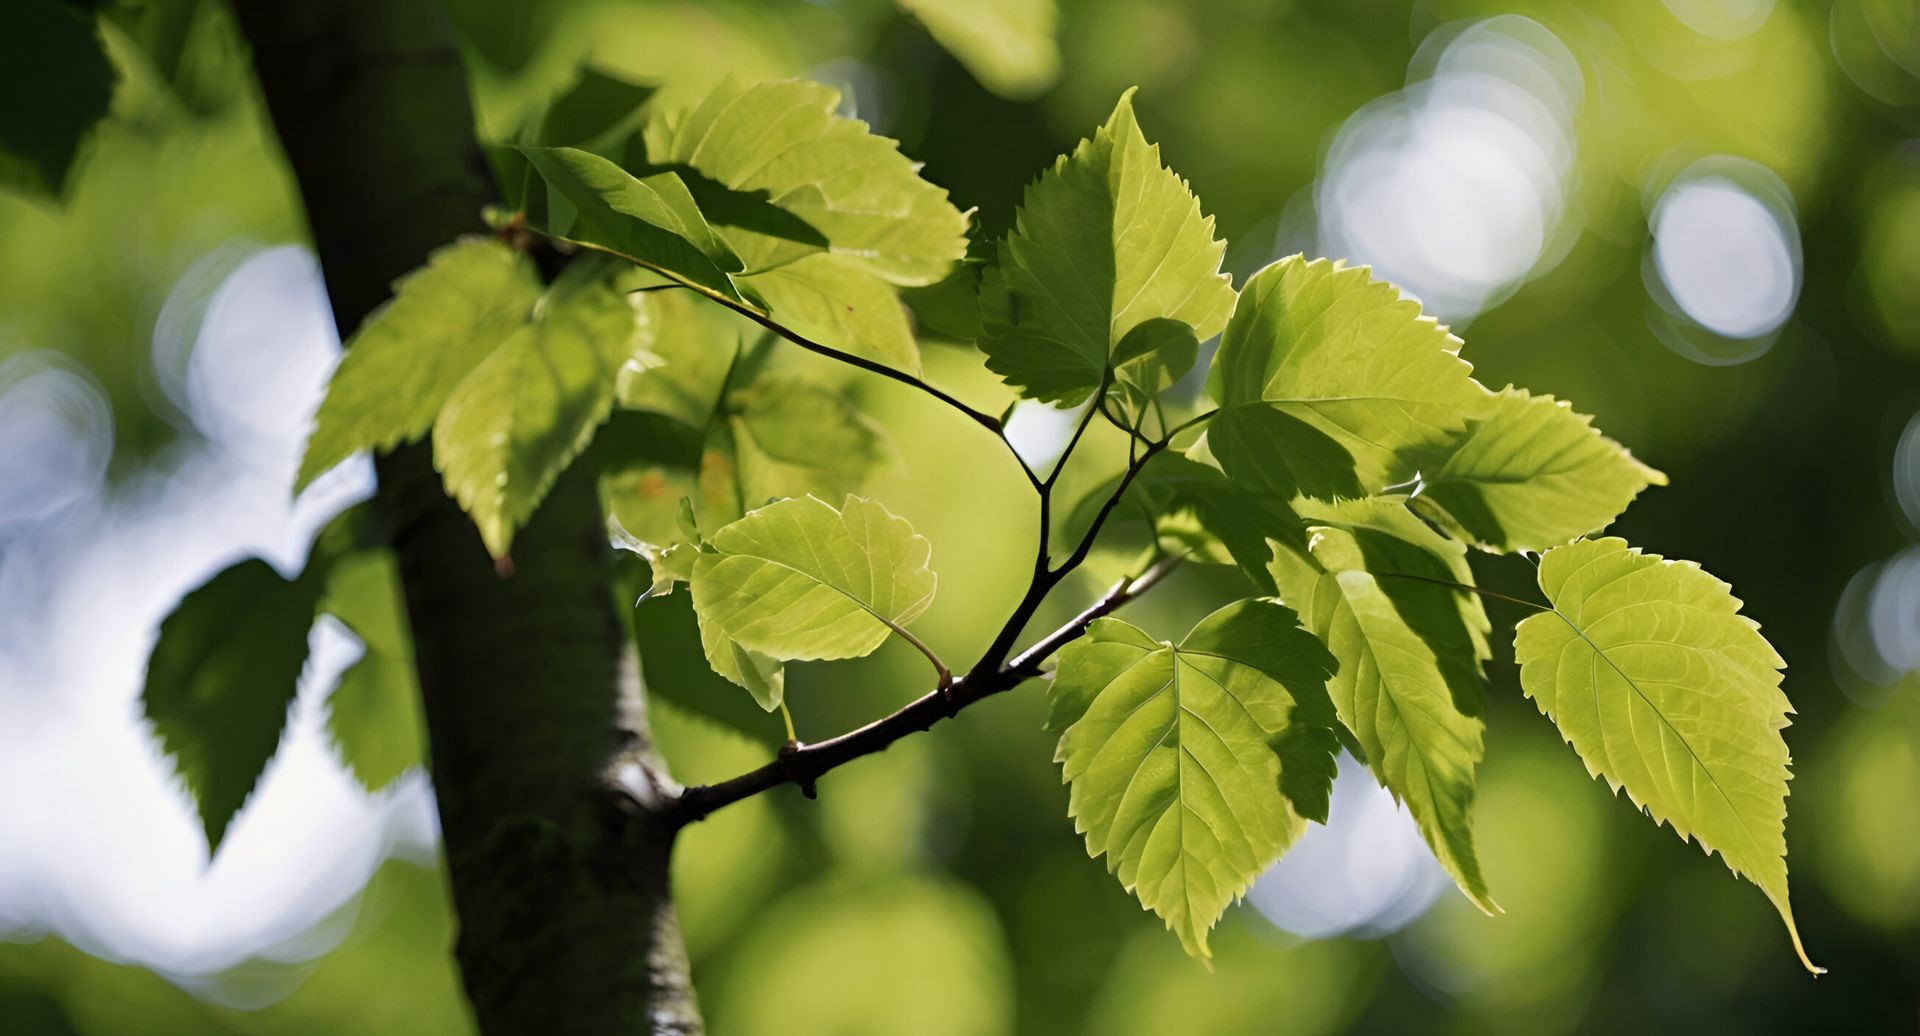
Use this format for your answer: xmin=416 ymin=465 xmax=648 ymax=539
xmin=667 ymin=556 xmax=1180 ymax=828
xmin=1164 ymin=407 xmax=1219 ymax=440
xmin=537 ymin=228 xmax=1044 ymax=491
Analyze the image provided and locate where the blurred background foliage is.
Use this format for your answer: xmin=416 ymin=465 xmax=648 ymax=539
xmin=2 ymin=0 xmax=1918 ymax=1032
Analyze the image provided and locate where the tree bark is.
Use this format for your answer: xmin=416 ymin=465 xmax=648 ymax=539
xmin=229 ymin=1 xmax=700 ymax=1031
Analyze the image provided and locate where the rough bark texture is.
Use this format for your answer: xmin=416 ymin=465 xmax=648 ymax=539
xmin=229 ymin=1 xmax=700 ymax=1031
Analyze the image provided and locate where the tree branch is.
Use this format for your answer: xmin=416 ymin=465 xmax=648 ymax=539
xmin=666 ymin=557 xmax=1179 ymax=828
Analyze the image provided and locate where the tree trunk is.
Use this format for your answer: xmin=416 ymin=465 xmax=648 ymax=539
xmin=229 ymin=1 xmax=700 ymax=1031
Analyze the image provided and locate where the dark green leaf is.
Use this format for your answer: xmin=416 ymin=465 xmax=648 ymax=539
xmin=0 ymin=0 xmax=114 ymax=195
xmin=143 ymin=559 xmax=324 ymax=854
xmin=520 ymin=146 xmax=746 ymax=300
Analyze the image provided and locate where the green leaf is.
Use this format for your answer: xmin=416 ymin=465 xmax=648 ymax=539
xmin=1267 ymin=497 xmax=1498 ymax=913
xmin=642 ymin=78 xmax=968 ymax=285
xmin=1417 ymin=387 xmax=1668 ymax=553
xmin=297 ymin=238 xmax=543 ymax=493
xmin=691 ymin=495 xmax=936 ymax=662
xmin=740 ymin=254 xmax=920 ymax=373
xmin=615 ymin=552 xmax=786 ymax=743
xmin=142 ymin=559 xmax=324 ymax=854
xmin=1208 ymin=256 xmax=1491 ymax=500
xmin=434 ymin=277 xmax=651 ymax=557
xmin=1062 ymin=452 xmax=1304 ymax=594
xmin=520 ymin=146 xmax=746 ymax=300
xmin=320 ymin=550 xmax=424 ymax=793
xmin=979 ymin=90 xmax=1234 ymax=405
xmin=1047 ymin=600 xmax=1340 ymax=957
xmin=901 ymin=262 xmax=985 ymax=342
xmin=0 ymin=0 xmax=114 ymax=195
xmin=894 ymin=0 xmax=1061 ymax=100
xmin=1513 ymin=537 xmax=1819 ymax=973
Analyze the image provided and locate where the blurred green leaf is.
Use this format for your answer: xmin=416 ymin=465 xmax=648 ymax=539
xmin=1269 ymin=496 xmax=1498 ymax=914
xmin=979 ymin=89 xmax=1233 ymax=405
xmin=1417 ymin=387 xmax=1667 ymax=554
xmin=0 ymin=0 xmax=114 ymax=196
xmin=727 ymin=375 xmax=895 ymax=508
xmin=434 ymin=277 xmax=651 ymax=557
xmin=1048 ymin=599 xmax=1339 ymax=957
xmin=299 ymin=237 xmax=542 ymax=492
xmin=895 ymin=0 xmax=1060 ymax=100
xmin=691 ymin=494 xmax=936 ymax=664
xmin=142 ymin=558 xmax=324 ymax=854
xmin=1513 ymin=536 xmax=1818 ymax=973
xmin=711 ymin=877 xmax=1013 ymax=1036
xmin=1207 ymin=256 xmax=1490 ymax=500
xmin=532 ymin=67 xmax=656 ymax=151
xmin=321 ymin=550 xmax=424 ymax=792
xmin=641 ymin=78 xmax=969 ymax=285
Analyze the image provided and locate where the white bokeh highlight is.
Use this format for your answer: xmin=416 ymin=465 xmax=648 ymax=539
xmin=1314 ymin=16 xmax=1584 ymax=323
xmin=1247 ymin=753 xmax=1449 ymax=939
xmin=0 ymin=246 xmax=435 ymax=997
xmin=1650 ymin=169 xmax=1800 ymax=342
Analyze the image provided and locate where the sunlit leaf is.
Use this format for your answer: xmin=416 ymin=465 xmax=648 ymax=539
xmin=642 ymin=78 xmax=968 ymax=285
xmin=1417 ymin=387 xmax=1668 ymax=553
xmin=1513 ymin=537 xmax=1819 ymax=973
xmin=615 ymin=551 xmax=786 ymax=743
xmin=691 ymin=494 xmax=936 ymax=662
xmin=142 ymin=558 xmax=323 ymax=854
xmin=894 ymin=0 xmax=1061 ymax=100
xmin=520 ymin=146 xmax=746 ymax=300
xmin=740 ymin=254 xmax=920 ymax=373
xmin=298 ymin=238 xmax=542 ymax=492
xmin=980 ymin=90 xmax=1234 ymax=405
xmin=434 ymin=277 xmax=652 ymax=557
xmin=1208 ymin=256 xmax=1491 ymax=501
xmin=1048 ymin=599 xmax=1339 ymax=957
xmin=1268 ymin=497 xmax=1498 ymax=913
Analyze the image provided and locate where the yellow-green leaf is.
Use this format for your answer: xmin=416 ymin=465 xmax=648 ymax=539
xmin=1048 ymin=599 xmax=1340 ymax=957
xmin=1513 ymin=537 xmax=1819 ymax=973
xmin=642 ymin=78 xmax=968 ymax=286
xmin=1419 ymin=387 xmax=1667 ymax=553
xmin=739 ymin=254 xmax=920 ymax=374
xmin=1208 ymin=256 xmax=1492 ymax=501
xmin=691 ymin=495 xmax=937 ymax=662
xmin=980 ymin=90 xmax=1234 ymax=405
xmin=297 ymin=238 xmax=542 ymax=492
xmin=1268 ymin=497 xmax=1498 ymax=914
xmin=433 ymin=279 xmax=652 ymax=557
